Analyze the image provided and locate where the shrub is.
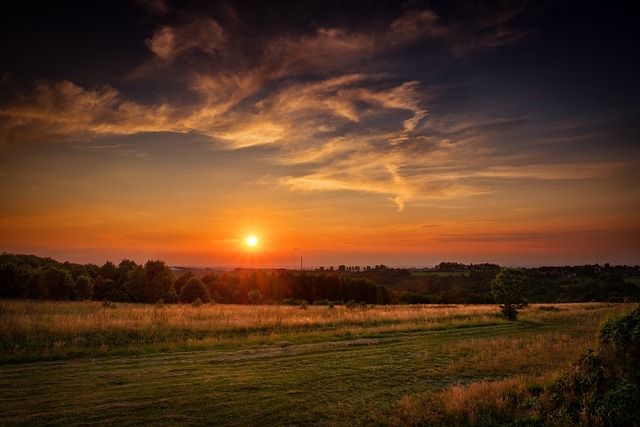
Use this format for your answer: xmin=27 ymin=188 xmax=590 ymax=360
xmin=548 ymin=305 xmax=640 ymax=425
xmin=392 ymin=305 xmax=640 ymax=426
xmin=101 ymin=299 xmax=117 ymax=309
xmin=247 ymin=289 xmax=261 ymax=305
xmin=312 ymin=299 xmax=331 ymax=306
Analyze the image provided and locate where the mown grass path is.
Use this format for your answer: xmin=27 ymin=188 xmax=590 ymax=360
xmin=0 ymin=323 xmax=563 ymax=426
xmin=0 ymin=303 xmax=622 ymax=426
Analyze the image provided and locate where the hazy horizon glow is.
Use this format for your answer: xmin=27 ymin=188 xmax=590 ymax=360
xmin=1 ymin=1 xmax=638 ymax=268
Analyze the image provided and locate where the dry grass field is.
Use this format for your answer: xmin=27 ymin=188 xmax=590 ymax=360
xmin=0 ymin=301 xmax=632 ymax=425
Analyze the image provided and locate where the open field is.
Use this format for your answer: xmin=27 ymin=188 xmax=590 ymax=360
xmin=0 ymin=301 xmax=632 ymax=425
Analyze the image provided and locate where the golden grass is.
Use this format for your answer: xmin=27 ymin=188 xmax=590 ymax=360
xmin=0 ymin=300 xmax=500 ymax=330
xmin=390 ymin=302 xmax=635 ymax=427
xmin=393 ymin=372 xmax=558 ymax=426
xmin=0 ymin=300 xmax=628 ymax=362
xmin=0 ymin=300 xmax=631 ymax=425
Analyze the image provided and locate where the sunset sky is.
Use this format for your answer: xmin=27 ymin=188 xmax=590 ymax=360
xmin=1 ymin=0 xmax=638 ymax=268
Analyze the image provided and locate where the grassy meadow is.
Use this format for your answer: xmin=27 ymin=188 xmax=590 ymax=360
xmin=0 ymin=301 xmax=632 ymax=425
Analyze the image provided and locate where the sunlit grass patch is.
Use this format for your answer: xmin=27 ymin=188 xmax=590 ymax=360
xmin=0 ymin=301 xmax=506 ymax=362
xmin=0 ymin=301 xmax=630 ymax=425
xmin=392 ymin=373 xmax=558 ymax=426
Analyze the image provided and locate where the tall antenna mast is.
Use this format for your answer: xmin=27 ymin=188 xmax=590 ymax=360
xmin=300 ymin=257 xmax=303 ymax=270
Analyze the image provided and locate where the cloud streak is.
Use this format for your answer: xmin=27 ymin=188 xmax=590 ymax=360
xmin=0 ymin=1 xmax=630 ymax=214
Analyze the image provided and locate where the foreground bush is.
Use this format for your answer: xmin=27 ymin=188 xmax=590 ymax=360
xmin=547 ymin=305 xmax=640 ymax=426
xmin=393 ymin=305 xmax=640 ymax=426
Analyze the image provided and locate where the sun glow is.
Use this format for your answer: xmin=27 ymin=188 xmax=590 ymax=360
xmin=245 ymin=235 xmax=258 ymax=247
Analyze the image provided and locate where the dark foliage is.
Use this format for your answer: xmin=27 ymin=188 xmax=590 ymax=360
xmin=1 ymin=253 xmax=639 ymax=306
xmin=491 ymin=268 xmax=528 ymax=321
xmin=546 ymin=306 xmax=640 ymax=426
xmin=178 ymin=277 xmax=210 ymax=303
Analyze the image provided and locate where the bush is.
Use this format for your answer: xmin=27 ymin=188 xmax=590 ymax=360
xmin=391 ymin=305 xmax=640 ymax=426
xmin=101 ymin=299 xmax=117 ymax=309
xmin=545 ymin=305 xmax=640 ymax=426
xmin=248 ymin=289 xmax=261 ymax=305
xmin=500 ymin=305 xmax=519 ymax=321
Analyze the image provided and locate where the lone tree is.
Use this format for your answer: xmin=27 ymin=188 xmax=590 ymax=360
xmin=491 ymin=267 xmax=528 ymax=321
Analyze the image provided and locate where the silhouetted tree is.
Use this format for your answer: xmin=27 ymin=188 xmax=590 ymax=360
xmin=74 ymin=275 xmax=94 ymax=300
xmin=491 ymin=268 xmax=528 ymax=321
xmin=42 ymin=266 xmax=74 ymax=300
xmin=116 ymin=259 xmax=137 ymax=287
xmin=179 ymin=277 xmax=210 ymax=303
xmin=125 ymin=260 xmax=176 ymax=303
xmin=0 ymin=261 xmax=29 ymax=298
xmin=174 ymin=270 xmax=196 ymax=295
xmin=99 ymin=261 xmax=118 ymax=282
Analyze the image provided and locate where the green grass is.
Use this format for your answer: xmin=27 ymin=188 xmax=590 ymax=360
xmin=0 ymin=302 xmax=628 ymax=426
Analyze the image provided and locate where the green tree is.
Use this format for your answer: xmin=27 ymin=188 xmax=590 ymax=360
xmin=116 ymin=259 xmax=137 ymax=287
xmin=174 ymin=270 xmax=196 ymax=295
xmin=99 ymin=261 xmax=118 ymax=282
xmin=42 ymin=266 xmax=75 ymax=300
xmin=179 ymin=277 xmax=210 ymax=303
xmin=125 ymin=260 xmax=176 ymax=303
xmin=491 ymin=267 xmax=528 ymax=321
xmin=74 ymin=275 xmax=94 ymax=300
xmin=124 ymin=265 xmax=146 ymax=302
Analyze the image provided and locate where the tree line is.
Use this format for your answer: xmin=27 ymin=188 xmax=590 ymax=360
xmin=1 ymin=253 xmax=638 ymax=305
xmin=0 ymin=253 xmax=392 ymax=304
xmin=353 ymin=263 xmax=640 ymax=304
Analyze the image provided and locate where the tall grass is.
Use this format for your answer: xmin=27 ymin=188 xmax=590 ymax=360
xmin=391 ymin=303 xmax=635 ymax=427
xmin=0 ymin=301 xmax=504 ymax=361
xmin=0 ymin=300 xmax=626 ymax=363
xmin=0 ymin=301 xmax=630 ymax=425
xmin=393 ymin=373 xmax=558 ymax=426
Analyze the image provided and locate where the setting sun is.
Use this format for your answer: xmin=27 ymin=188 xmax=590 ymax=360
xmin=0 ymin=0 xmax=638 ymax=270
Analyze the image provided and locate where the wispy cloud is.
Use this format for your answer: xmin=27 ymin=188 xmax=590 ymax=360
xmin=0 ymin=81 xmax=175 ymax=143
xmin=146 ymin=17 xmax=226 ymax=62
xmin=2 ymin=1 xmax=615 ymax=212
xmin=473 ymin=162 xmax=629 ymax=180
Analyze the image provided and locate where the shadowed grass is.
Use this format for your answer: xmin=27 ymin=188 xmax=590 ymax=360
xmin=0 ymin=302 xmax=629 ymax=425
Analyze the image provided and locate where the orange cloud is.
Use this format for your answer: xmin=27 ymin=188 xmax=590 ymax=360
xmin=0 ymin=81 xmax=174 ymax=143
xmin=146 ymin=17 xmax=226 ymax=61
